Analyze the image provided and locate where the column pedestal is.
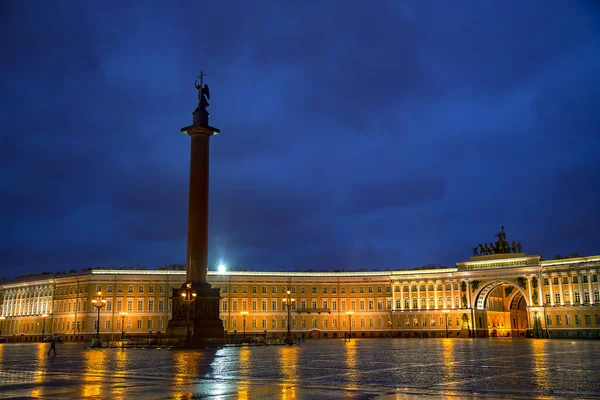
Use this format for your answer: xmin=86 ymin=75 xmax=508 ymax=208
xmin=167 ymin=283 xmax=223 ymax=342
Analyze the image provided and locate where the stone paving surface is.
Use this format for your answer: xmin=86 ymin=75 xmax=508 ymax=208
xmin=0 ymin=338 xmax=599 ymax=399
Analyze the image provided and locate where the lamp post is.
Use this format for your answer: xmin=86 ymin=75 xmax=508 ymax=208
xmin=240 ymin=311 xmax=248 ymax=341
xmin=346 ymin=310 xmax=354 ymax=340
xmin=388 ymin=308 xmax=394 ymax=338
xmin=92 ymin=292 xmax=107 ymax=340
xmin=281 ymin=288 xmax=295 ymax=345
xmin=119 ymin=311 xmax=128 ymax=340
xmin=181 ymin=282 xmax=197 ymax=342
xmin=41 ymin=313 xmax=48 ymax=341
xmin=0 ymin=315 xmax=5 ymax=336
xmin=442 ymin=309 xmax=450 ymax=338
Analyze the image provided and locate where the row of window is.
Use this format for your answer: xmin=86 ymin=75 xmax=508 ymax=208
xmin=2 ymin=289 xmax=53 ymax=300
xmin=222 ymin=296 xmax=463 ymax=312
xmin=65 ymin=317 xmax=166 ymax=332
xmin=546 ymin=314 xmax=599 ymax=326
xmin=545 ymin=289 xmax=600 ymax=304
xmin=95 ymin=284 xmax=167 ymax=295
xmin=224 ymin=315 xmax=457 ymax=331
xmin=224 ymin=283 xmax=463 ymax=296
xmin=54 ymin=284 xmax=170 ymax=297
xmin=52 ymin=299 xmax=170 ymax=313
xmin=543 ymin=274 xmax=598 ymax=285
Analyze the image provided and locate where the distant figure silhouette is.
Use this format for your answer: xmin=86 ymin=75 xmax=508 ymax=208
xmin=47 ymin=336 xmax=57 ymax=356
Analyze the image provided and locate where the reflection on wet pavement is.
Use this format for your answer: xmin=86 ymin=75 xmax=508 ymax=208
xmin=0 ymin=339 xmax=598 ymax=399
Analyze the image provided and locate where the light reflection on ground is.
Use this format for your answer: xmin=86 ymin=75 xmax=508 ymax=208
xmin=0 ymin=339 xmax=598 ymax=399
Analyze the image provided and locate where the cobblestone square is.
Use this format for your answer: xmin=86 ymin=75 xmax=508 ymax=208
xmin=1 ymin=339 xmax=599 ymax=399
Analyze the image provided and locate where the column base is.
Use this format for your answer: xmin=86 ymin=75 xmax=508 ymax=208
xmin=167 ymin=282 xmax=224 ymax=342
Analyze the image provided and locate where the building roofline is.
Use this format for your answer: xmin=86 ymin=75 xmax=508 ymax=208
xmin=90 ymin=268 xmax=458 ymax=278
xmin=540 ymin=256 xmax=600 ymax=267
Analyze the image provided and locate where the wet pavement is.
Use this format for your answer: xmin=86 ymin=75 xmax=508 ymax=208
xmin=0 ymin=338 xmax=599 ymax=399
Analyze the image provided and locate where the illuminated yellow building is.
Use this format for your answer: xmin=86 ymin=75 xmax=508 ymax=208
xmin=0 ymin=254 xmax=598 ymax=341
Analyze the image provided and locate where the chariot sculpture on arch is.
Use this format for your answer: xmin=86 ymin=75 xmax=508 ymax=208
xmin=472 ymin=226 xmax=523 ymax=256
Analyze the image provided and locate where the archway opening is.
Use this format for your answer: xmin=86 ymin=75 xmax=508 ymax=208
xmin=474 ymin=281 xmax=528 ymax=338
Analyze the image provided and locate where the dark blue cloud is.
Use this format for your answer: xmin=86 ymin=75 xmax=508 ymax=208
xmin=1 ymin=1 xmax=599 ymax=279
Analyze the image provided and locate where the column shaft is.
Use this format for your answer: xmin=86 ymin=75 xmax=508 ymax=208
xmin=186 ymin=134 xmax=210 ymax=284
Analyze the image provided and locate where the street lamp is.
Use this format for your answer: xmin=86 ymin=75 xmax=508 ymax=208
xmin=119 ymin=311 xmax=128 ymax=340
xmin=0 ymin=315 xmax=5 ymax=336
xmin=346 ymin=310 xmax=354 ymax=340
xmin=281 ymin=288 xmax=295 ymax=345
xmin=41 ymin=313 xmax=48 ymax=341
xmin=92 ymin=292 xmax=107 ymax=340
xmin=181 ymin=282 xmax=197 ymax=342
xmin=240 ymin=311 xmax=248 ymax=341
xmin=442 ymin=309 xmax=450 ymax=338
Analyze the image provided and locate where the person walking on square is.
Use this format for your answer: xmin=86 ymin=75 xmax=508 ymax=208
xmin=47 ymin=335 xmax=57 ymax=356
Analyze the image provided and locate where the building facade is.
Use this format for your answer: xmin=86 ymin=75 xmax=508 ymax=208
xmin=0 ymin=254 xmax=598 ymax=342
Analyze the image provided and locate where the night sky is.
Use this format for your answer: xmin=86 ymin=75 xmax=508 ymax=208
xmin=2 ymin=2 xmax=599 ymax=280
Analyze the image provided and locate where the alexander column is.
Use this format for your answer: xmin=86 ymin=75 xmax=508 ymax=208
xmin=167 ymin=72 xmax=224 ymax=342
